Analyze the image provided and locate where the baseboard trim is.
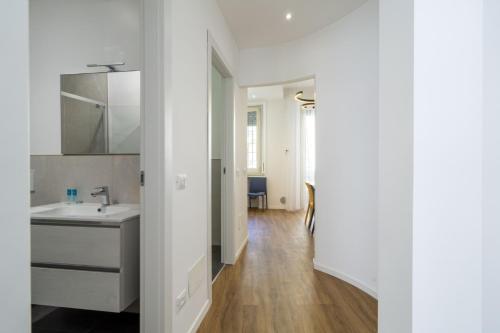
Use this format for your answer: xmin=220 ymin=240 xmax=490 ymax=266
xmin=313 ymin=260 xmax=378 ymax=299
xmin=234 ymin=235 xmax=248 ymax=263
xmin=187 ymin=299 xmax=210 ymax=333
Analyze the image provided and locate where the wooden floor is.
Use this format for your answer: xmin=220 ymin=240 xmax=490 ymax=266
xmin=198 ymin=209 xmax=377 ymax=333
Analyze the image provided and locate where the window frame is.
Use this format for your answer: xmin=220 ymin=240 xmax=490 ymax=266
xmin=246 ymin=105 xmax=264 ymax=175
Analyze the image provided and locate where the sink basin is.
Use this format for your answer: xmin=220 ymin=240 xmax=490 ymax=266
xmin=31 ymin=203 xmax=140 ymax=223
xmin=42 ymin=205 xmax=130 ymax=217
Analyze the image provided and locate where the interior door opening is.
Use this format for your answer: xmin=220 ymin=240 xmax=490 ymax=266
xmin=211 ymin=63 xmax=226 ymax=280
xmin=208 ymin=41 xmax=236 ymax=284
xmin=246 ymin=79 xmax=316 ymax=217
xmin=28 ymin=1 xmax=144 ymax=331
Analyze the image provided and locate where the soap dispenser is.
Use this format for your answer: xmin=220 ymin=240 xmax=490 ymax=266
xmin=66 ymin=188 xmax=73 ymax=203
xmin=66 ymin=188 xmax=78 ymax=203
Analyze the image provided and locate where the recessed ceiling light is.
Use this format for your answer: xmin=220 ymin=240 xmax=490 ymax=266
xmin=251 ymin=94 xmax=256 ymax=99
xmin=285 ymin=12 xmax=293 ymax=21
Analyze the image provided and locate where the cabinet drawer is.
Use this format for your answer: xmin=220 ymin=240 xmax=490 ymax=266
xmin=31 ymin=267 xmax=121 ymax=312
xmin=31 ymin=224 xmax=120 ymax=268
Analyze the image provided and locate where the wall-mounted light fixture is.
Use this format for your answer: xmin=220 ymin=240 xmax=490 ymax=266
xmin=87 ymin=62 xmax=125 ymax=72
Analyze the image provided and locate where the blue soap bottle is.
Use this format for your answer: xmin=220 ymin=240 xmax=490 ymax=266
xmin=71 ymin=188 xmax=78 ymax=203
xmin=66 ymin=188 xmax=73 ymax=203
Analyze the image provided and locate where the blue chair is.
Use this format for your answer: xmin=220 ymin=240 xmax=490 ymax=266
xmin=248 ymin=177 xmax=268 ymax=209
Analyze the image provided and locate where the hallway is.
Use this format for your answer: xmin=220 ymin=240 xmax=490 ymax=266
xmin=198 ymin=209 xmax=377 ymax=332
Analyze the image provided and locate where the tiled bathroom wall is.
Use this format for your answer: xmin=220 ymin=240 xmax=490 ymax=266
xmin=30 ymin=155 xmax=140 ymax=206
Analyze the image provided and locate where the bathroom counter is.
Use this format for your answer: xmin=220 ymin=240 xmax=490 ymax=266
xmin=31 ymin=203 xmax=140 ymax=312
xmin=31 ymin=202 xmax=140 ymax=225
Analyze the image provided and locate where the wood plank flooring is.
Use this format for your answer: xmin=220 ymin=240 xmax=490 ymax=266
xmin=198 ymin=209 xmax=378 ymax=333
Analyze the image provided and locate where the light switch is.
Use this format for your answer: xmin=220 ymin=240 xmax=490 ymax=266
xmin=176 ymin=174 xmax=187 ymax=190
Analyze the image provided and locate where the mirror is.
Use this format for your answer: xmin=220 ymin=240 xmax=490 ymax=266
xmin=61 ymin=71 xmax=140 ymax=154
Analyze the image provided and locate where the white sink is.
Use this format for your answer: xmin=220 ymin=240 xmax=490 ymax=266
xmin=42 ymin=205 xmax=130 ymax=217
xmin=31 ymin=203 xmax=140 ymax=223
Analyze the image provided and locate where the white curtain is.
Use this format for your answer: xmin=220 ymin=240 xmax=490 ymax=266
xmin=301 ymin=107 xmax=316 ymax=209
xmin=303 ymin=108 xmax=316 ymax=183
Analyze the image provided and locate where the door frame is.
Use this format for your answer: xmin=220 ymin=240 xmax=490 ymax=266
xmin=141 ymin=0 xmax=172 ymax=332
xmin=209 ymin=62 xmax=228 ymax=280
xmin=207 ymin=32 xmax=236 ymax=300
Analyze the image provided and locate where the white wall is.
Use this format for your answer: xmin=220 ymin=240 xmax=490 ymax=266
xmin=378 ymin=0 xmax=413 ymax=331
xmin=168 ymin=0 xmax=245 ymax=331
xmin=30 ymin=0 xmax=142 ymax=155
xmin=483 ymin=1 xmax=500 ymax=332
xmin=0 ymin=1 xmax=31 ymax=331
xmin=380 ymin=0 xmax=484 ymax=332
xmin=412 ymin=1 xmax=483 ymax=331
xmin=240 ymin=0 xmax=379 ymax=297
xmin=484 ymin=0 xmax=500 ymax=331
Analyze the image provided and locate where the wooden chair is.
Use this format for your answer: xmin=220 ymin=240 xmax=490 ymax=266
xmin=304 ymin=182 xmax=315 ymax=233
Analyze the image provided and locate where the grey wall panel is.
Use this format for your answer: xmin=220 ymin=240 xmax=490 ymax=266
xmin=30 ymin=155 xmax=140 ymax=206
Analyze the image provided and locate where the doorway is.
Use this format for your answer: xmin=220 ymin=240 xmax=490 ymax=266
xmin=207 ymin=38 xmax=236 ymax=285
xmin=246 ymin=79 xmax=316 ymax=214
xmin=210 ymin=63 xmax=226 ymax=280
xmin=28 ymin=1 xmax=147 ymax=332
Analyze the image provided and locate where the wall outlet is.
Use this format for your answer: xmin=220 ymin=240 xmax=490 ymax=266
xmin=175 ymin=289 xmax=187 ymax=313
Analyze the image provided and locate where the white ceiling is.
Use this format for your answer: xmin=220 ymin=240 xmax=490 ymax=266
xmin=217 ymin=0 xmax=367 ymax=49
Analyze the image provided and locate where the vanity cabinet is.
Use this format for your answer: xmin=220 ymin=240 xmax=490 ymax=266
xmin=31 ymin=218 xmax=139 ymax=313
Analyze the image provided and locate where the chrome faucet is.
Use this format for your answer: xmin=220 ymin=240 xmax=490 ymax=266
xmin=91 ymin=186 xmax=111 ymax=209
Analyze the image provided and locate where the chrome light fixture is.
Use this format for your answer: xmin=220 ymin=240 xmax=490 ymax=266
xmin=87 ymin=62 xmax=125 ymax=72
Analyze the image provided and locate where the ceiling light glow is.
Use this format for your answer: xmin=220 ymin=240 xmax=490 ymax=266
xmin=285 ymin=12 xmax=293 ymax=21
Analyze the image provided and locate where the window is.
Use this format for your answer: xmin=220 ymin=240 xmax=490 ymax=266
xmin=247 ymin=106 xmax=262 ymax=174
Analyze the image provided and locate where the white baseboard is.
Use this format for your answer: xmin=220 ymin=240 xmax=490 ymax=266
xmin=234 ymin=235 xmax=248 ymax=263
xmin=187 ymin=299 xmax=210 ymax=333
xmin=313 ymin=260 xmax=378 ymax=299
